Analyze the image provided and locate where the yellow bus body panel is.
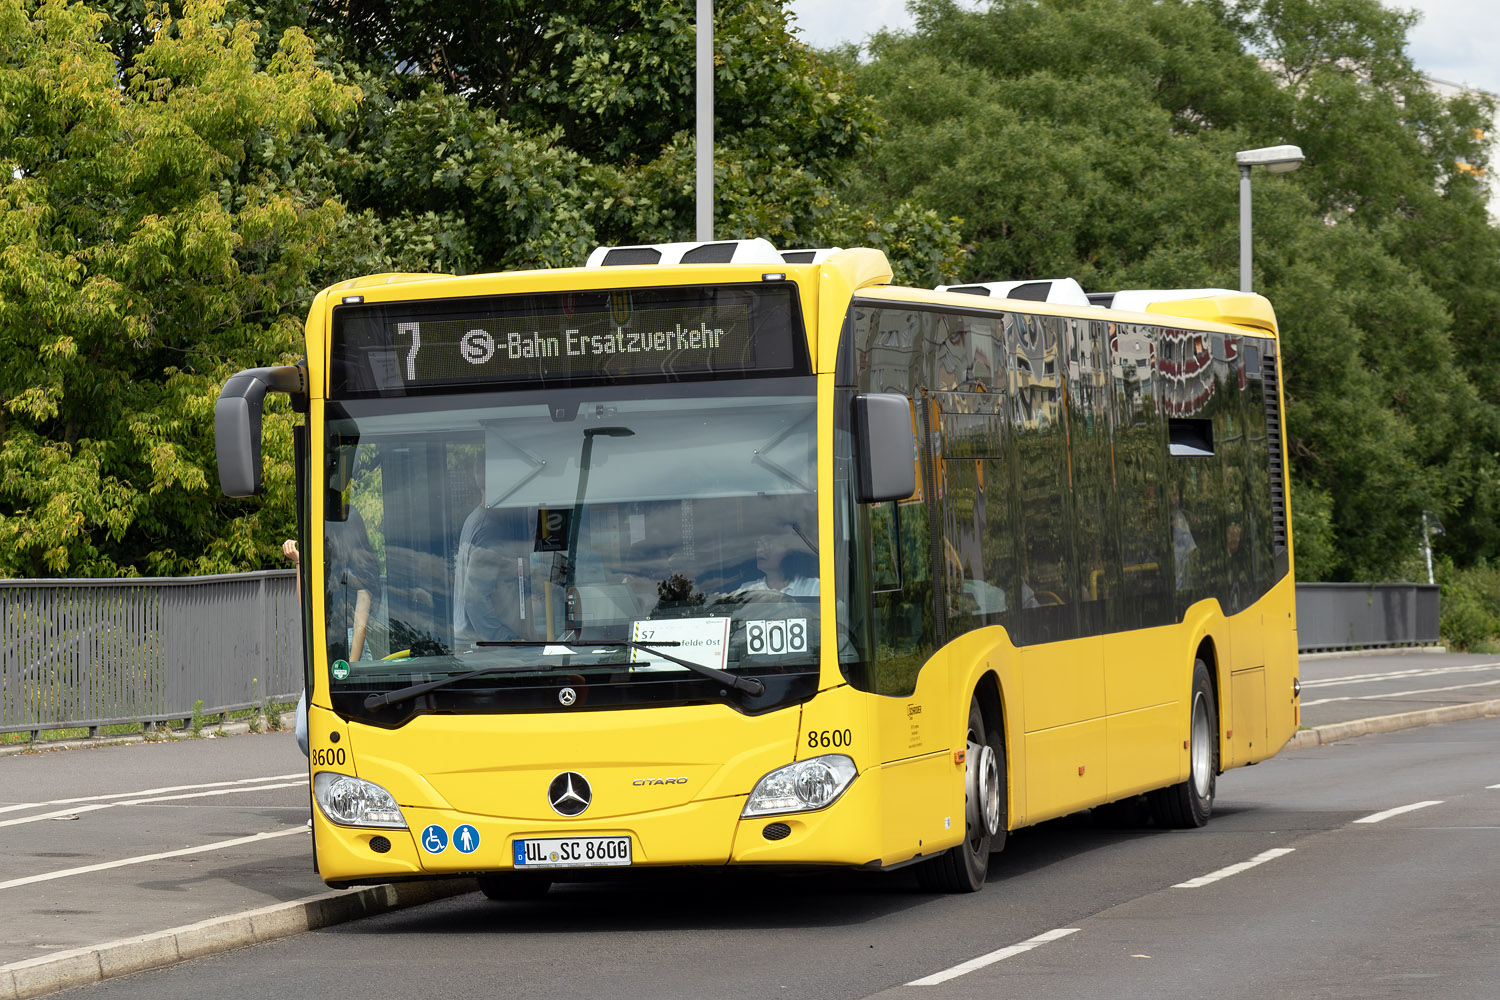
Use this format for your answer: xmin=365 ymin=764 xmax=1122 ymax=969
xmin=297 ymin=253 xmax=1299 ymax=884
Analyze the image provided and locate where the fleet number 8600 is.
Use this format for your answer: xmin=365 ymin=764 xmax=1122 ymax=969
xmin=807 ymin=729 xmax=853 ymax=749
xmin=311 ymin=748 xmax=347 ymax=767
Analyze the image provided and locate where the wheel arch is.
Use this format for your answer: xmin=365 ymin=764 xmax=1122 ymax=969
xmin=972 ymin=668 xmax=1008 ymax=830
xmin=1194 ymin=633 xmax=1225 ymax=773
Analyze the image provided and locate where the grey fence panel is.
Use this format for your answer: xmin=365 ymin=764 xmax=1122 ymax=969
xmin=0 ymin=572 xmax=302 ymax=736
xmin=1295 ymin=582 xmax=1441 ymax=652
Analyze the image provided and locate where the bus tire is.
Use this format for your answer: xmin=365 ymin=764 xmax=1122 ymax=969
xmin=917 ymin=696 xmax=1004 ymax=893
xmin=477 ymin=872 xmax=552 ymax=901
xmin=1149 ymin=658 xmax=1217 ymax=828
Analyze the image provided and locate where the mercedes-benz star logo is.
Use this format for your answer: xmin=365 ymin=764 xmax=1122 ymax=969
xmin=548 ymin=771 xmax=592 ymax=817
xmin=558 ymin=686 xmax=577 ymax=706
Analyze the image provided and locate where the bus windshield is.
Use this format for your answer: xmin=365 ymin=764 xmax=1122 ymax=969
xmin=321 ymin=379 xmax=821 ymax=724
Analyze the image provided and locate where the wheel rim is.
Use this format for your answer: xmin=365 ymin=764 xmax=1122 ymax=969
xmin=1189 ymin=690 xmax=1212 ymax=799
xmin=966 ymin=740 xmax=1002 ymax=840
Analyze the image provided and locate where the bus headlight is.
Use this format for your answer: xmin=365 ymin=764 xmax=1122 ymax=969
xmin=742 ymin=755 xmax=858 ymax=817
xmin=313 ymin=771 xmax=407 ymax=828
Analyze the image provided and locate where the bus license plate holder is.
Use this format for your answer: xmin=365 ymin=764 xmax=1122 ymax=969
xmin=513 ymin=835 xmax=632 ymax=869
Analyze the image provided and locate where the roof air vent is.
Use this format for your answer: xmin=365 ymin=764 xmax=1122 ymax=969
xmin=935 ymin=278 xmax=1092 ymax=308
xmin=1106 ymin=288 xmax=1239 ymax=313
xmin=586 ymin=238 xmax=783 ymax=268
xmin=780 ymin=247 xmax=845 ymax=264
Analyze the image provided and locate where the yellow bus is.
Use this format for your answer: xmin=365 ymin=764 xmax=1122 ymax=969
xmin=216 ymin=239 xmax=1299 ymax=896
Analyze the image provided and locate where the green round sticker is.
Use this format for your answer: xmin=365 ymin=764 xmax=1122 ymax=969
xmin=331 ymin=659 xmax=350 ymax=680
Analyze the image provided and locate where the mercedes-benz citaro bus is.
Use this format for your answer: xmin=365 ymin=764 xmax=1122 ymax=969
xmin=215 ymin=238 xmax=1299 ymax=897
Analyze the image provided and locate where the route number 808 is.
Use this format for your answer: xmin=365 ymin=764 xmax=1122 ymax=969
xmin=807 ymin=729 xmax=853 ymax=749
xmin=746 ymin=618 xmax=808 ymax=656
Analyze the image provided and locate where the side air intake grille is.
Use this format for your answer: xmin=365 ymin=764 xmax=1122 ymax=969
xmin=762 ymin=823 xmax=791 ymax=841
xmin=680 ymin=242 xmax=738 ymax=263
xmin=601 ymin=247 xmax=663 ymax=266
xmin=1262 ymin=352 xmax=1287 ymax=553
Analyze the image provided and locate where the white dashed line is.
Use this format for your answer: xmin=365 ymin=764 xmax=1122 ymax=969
xmin=0 ymin=828 xmax=309 ymax=892
xmin=1354 ymin=800 xmax=1443 ymax=824
xmin=0 ymin=780 xmax=308 ymax=829
xmin=908 ymin=928 xmax=1080 ymax=985
xmin=1173 ymin=848 xmax=1295 ymax=888
xmin=0 ymin=773 xmax=306 ymax=815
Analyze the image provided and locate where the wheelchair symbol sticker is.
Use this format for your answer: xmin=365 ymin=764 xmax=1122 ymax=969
xmin=454 ymin=824 xmax=480 ymax=854
xmin=421 ymin=824 xmax=448 ymax=854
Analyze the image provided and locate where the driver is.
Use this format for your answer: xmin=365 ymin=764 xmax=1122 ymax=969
xmin=737 ymin=525 xmax=819 ymax=597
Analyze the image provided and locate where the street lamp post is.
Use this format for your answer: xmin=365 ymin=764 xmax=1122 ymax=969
xmin=696 ymin=0 xmax=713 ymax=241
xmin=1236 ymin=144 xmax=1304 ymax=293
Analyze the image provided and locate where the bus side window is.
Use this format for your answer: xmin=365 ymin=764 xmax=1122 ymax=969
xmin=869 ymin=502 xmax=901 ymax=592
xmin=869 ymin=497 xmax=937 ymax=696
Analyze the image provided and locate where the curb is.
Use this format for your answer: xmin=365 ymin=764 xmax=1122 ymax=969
xmin=1297 ymin=645 xmax=1447 ymax=661
xmin=1287 ymin=698 xmax=1500 ymax=749
xmin=0 ymin=879 xmax=478 ymax=1000
xmin=0 ymin=720 xmax=283 ymax=758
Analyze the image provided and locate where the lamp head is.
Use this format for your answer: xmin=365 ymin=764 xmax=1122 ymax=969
xmin=1236 ymin=144 xmax=1305 ymax=173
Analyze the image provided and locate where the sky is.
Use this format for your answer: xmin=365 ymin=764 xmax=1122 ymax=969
xmin=786 ymin=0 xmax=1500 ymax=97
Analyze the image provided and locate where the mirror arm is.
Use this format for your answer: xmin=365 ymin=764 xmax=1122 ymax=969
xmin=215 ymin=365 xmax=306 ymax=497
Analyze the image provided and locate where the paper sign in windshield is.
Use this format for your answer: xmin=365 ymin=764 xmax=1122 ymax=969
xmin=630 ymin=617 xmax=731 ymax=673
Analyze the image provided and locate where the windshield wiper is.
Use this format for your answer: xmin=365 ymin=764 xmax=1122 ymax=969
xmin=366 ymin=656 xmax=555 ymax=710
xmin=563 ymin=640 xmax=766 ymax=696
xmin=362 ymin=638 xmax=764 ymax=709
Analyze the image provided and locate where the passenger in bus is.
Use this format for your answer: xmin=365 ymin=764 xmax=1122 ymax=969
xmin=283 ymin=505 xmax=378 ymax=759
xmin=326 ymin=506 xmax=381 ymax=662
xmin=453 ymin=502 xmax=535 ymax=644
xmin=1170 ymin=483 xmax=1197 ymax=590
xmin=736 ymin=525 xmax=820 ymax=597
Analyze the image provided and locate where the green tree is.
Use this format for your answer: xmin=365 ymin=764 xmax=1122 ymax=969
xmin=308 ymin=0 xmax=965 ymax=281
xmin=843 ymin=0 xmax=1500 ymax=580
xmin=0 ymin=0 xmax=358 ymax=576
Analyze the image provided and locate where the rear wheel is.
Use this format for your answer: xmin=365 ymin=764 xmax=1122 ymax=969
xmin=477 ymin=872 xmax=552 ymax=901
xmin=1149 ymin=658 xmax=1217 ymax=828
xmin=918 ymin=696 xmax=1005 ymax=893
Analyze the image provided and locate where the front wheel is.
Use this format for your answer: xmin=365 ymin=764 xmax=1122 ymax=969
xmin=918 ymin=696 xmax=1005 ymax=893
xmin=1149 ymin=658 xmax=1218 ymax=828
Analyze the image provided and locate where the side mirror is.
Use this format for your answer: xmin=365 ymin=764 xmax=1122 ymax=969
xmin=215 ymin=366 xmax=304 ymax=497
xmin=853 ymin=392 xmax=917 ymax=503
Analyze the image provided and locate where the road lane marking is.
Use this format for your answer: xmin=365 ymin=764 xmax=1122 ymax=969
xmin=907 ymin=928 xmax=1079 ymax=985
xmin=1300 ymin=662 xmax=1500 ymax=688
xmin=1300 ymin=679 xmax=1500 ymax=707
xmin=0 ymin=781 xmax=308 ymax=829
xmin=0 ymin=827 xmax=308 ymax=892
xmin=1173 ymin=847 xmax=1294 ymax=888
xmin=0 ymin=773 xmax=306 ymax=815
xmin=1354 ymin=800 xmax=1443 ymax=824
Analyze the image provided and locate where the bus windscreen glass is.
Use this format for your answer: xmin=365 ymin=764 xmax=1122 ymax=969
xmin=330 ymin=284 xmax=807 ymax=396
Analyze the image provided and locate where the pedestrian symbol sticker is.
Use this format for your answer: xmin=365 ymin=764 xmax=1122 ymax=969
xmin=454 ymin=824 xmax=480 ymax=854
xmin=421 ymin=824 xmax=448 ymax=854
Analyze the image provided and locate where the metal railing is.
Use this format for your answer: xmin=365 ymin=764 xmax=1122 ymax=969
xmin=1 ymin=571 xmax=303 ymax=739
xmin=1295 ymin=582 xmax=1441 ymax=652
xmin=0 ymin=572 xmax=1442 ymax=736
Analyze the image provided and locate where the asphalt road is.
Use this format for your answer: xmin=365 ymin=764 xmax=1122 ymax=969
xmin=41 ymin=715 xmax=1500 ymax=1000
xmin=1297 ymin=651 xmax=1500 ymax=726
xmin=3 ymin=650 xmax=1498 ymax=998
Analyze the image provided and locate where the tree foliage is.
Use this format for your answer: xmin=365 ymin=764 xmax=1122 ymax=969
xmin=0 ymin=0 xmax=356 ymax=576
xmin=847 ymin=0 xmax=1500 ymax=581
xmin=6 ymin=0 xmax=1498 ymax=585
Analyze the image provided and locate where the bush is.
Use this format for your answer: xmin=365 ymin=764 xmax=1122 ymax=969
xmin=1439 ymin=563 xmax=1500 ymax=651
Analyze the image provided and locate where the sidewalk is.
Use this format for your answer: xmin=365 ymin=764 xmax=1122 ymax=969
xmin=4 ymin=650 xmax=1499 ymax=1000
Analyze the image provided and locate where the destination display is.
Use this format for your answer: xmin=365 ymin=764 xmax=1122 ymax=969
xmin=330 ymin=285 xmax=806 ymax=395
